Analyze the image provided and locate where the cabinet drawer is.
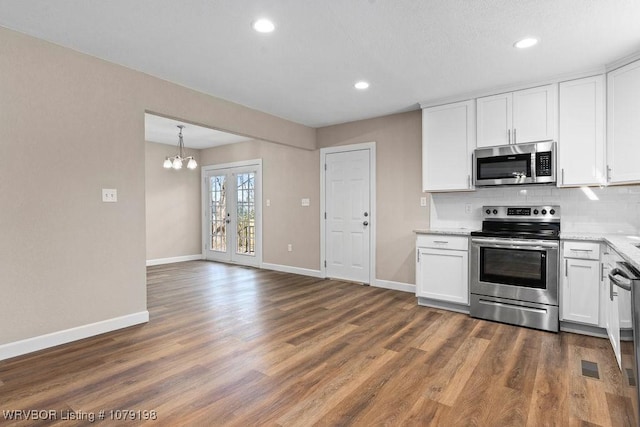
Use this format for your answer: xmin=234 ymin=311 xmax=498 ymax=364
xmin=563 ymin=241 xmax=600 ymax=260
xmin=416 ymin=234 xmax=468 ymax=251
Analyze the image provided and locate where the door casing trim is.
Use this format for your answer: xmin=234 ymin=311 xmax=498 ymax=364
xmin=320 ymin=142 xmax=376 ymax=284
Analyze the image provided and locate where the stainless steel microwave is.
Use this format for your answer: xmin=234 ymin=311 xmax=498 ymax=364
xmin=473 ymin=140 xmax=556 ymax=187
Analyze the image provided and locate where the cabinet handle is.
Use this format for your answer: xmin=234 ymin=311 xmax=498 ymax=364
xmin=607 ymin=165 xmax=612 ymax=182
xmin=561 ymin=168 xmax=564 ymax=185
xmin=417 ymin=250 xmax=420 ymax=263
xmin=601 ymin=263 xmax=605 ymax=281
xmin=467 ymin=175 xmax=471 ymax=189
xmin=565 ymin=259 xmax=568 ymax=277
xmin=433 ymin=240 xmax=449 ymax=244
xmin=513 ymin=128 xmax=517 ymax=144
xmin=508 ymin=129 xmax=511 ymax=144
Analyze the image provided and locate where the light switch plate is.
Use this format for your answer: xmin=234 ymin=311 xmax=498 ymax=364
xmin=301 ymin=198 xmax=310 ymax=207
xmin=420 ymin=197 xmax=427 ymax=207
xmin=102 ymin=188 xmax=117 ymax=202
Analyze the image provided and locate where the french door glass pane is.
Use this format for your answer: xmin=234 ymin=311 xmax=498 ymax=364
xmin=236 ymin=172 xmax=255 ymax=256
xmin=210 ymin=175 xmax=227 ymax=252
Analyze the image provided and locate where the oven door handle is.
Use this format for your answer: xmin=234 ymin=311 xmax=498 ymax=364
xmin=471 ymin=238 xmax=558 ymax=250
xmin=609 ymin=268 xmax=633 ymax=292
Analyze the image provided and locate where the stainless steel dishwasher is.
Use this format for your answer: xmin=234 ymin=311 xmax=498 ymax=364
xmin=609 ymin=261 xmax=640 ymax=425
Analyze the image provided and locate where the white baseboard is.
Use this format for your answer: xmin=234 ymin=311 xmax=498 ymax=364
xmin=261 ymin=263 xmax=323 ymax=278
xmin=0 ymin=311 xmax=149 ymax=361
xmin=373 ymin=279 xmax=415 ymax=293
xmin=146 ymin=254 xmax=203 ymax=266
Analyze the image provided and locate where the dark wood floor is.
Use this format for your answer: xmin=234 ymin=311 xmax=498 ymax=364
xmin=0 ymin=261 xmax=637 ymax=426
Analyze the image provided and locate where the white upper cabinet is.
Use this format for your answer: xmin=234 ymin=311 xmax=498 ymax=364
xmin=558 ymin=75 xmax=606 ymax=187
xmin=477 ymin=84 xmax=557 ymax=147
xmin=422 ymin=100 xmax=475 ymax=192
xmin=607 ymin=59 xmax=640 ymax=185
xmin=476 ymin=93 xmax=512 ymax=147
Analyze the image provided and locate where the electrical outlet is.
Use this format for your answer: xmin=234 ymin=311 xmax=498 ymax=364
xmin=301 ymin=198 xmax=310 ymax=207
xmin=266 ymin=199 xmax=271 ymax=207
xmin=287 ymin=244 xmax=293 ymax=252
xmin=420 ymin=197 xmax=427 ymax=207
xmin=465 ymin=204 xmax=472 ymax=214
xmin=102 ymin=188 xmax=117 ymax=202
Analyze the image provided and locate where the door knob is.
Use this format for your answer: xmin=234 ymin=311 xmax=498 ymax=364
xmin=225 ymin=219 xmax=231 ymax=224
xmin=363 ymin=221 xmax=369 ymax=226
xmin=364 ymin=212 xmax=369 ymax=217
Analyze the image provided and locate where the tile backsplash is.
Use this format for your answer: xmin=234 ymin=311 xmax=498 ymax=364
xmin=430 ymin=184 xmax=640 ymax=234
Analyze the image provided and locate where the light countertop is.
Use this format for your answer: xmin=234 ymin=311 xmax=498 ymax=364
xmin=562 ymin=232 xmax=640 ymax=272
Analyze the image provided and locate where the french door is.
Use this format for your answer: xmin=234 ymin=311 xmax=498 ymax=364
xmin=202 ymin=160 xmax=262 ymax=267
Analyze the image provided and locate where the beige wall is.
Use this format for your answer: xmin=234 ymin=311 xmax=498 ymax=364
xmin=317 ymin=111 xmax=427 ymax=284
xmin=145 ymin=142 xmax=202 ymax=261
xmin=0 ymin=27 xmax=315 ymax=346
xmin=200 ymin=140 xmax=320 ymax=270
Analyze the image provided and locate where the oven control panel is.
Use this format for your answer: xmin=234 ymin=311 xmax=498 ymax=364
xmin=507 ymin=207 xmax=531 ymax=216
xmin=482 ymin=205 xmax=560 ymax=220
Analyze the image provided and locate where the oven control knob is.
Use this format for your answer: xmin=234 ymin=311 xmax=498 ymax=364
xmin=533 ymin=209 xmax=539 ymax=215
xmin=492 ymin=209 xmax=498 ymax=215
xmin=485 ymin=209 xmax=491 ymax=215
xmin=541 ymin=209 xmax=547 ymax=215
xmin=550 ymin=209 xmax=555 ymax=215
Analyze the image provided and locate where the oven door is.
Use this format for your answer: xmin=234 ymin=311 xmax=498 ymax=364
xmin=470 ymin=237 xmax=559 ymax=305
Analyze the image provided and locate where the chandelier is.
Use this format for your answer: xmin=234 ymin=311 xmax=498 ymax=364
xmin=163 ymin=125 xmax=197 ymax=170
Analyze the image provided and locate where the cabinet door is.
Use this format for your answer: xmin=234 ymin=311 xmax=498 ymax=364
xmin=607 ymin=277 xmax=622 ymax=369
xmin=618 ymin=286 xmax=632 ymax=329
xmin=558 ymin=76 xmax=605 ymax=186
xmin=422 ymin=100 xmax=475 ymax=192
xmin=602 ymin=248 xmax=623 ymax=369
xmin=561 ymin=258 xmax=600 ymax=325
xmin=607 ymin=59 xmax=640 ymax=184
xmin=476 ymin=93 xmax=512 ymax=147
xmin=416 ymin=248 xmax=468 ymax=305
xmin=512 ymin=84 xmax=557 ymax=144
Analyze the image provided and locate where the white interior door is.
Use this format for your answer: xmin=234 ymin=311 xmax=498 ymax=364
xmin=203 ymin=162 xmax=261 ymax=267
xmin=325 ymin=149 xmax=371 ymax=283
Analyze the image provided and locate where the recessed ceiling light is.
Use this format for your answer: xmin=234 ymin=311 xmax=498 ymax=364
xmin=252 ymin=18 xmax=275 ymax=33
xmin=514 ymin=38 xmax=538 ymax=49
xmin=354 ymin=81 xmax=370 ymax=90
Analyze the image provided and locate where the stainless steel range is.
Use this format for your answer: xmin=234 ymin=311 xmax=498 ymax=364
xmin=470 ymin=205 xmax=560 ymax=332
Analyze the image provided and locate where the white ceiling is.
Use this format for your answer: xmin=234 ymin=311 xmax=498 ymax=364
xmin=1 ymin=1 xmax=639 ymax=128
xmin=144 ymin=114 xmax=252 ymax=149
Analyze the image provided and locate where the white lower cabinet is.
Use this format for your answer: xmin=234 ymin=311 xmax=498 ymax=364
xmin=416 ymin=235 xmax=469 ymax=305
xmin=603 ymin=245 xmax=632 ymax=370
xmin=560 ymin=241 xmax=601 ymax=325
xmin=562 ymin=258 xmax=600 ymax=325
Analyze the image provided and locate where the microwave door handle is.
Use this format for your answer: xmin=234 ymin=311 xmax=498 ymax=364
xmin=531 ymin=152 xmax=537 ymax=181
